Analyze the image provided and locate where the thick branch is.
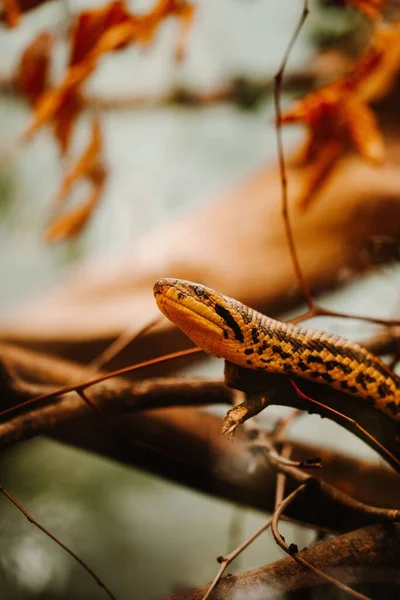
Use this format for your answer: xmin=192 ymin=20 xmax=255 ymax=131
xmin=167 ymin=524 xmax=400 ymax=600
xmin=53 ymin=407 xmax=400 ymax=533
xmin=0 ymin=345 xmax=234 ymax=448
xmin=224 ymin=363 xmax=400 ymax=472
xmin=1 ymin=343 xmax=399 ymax=532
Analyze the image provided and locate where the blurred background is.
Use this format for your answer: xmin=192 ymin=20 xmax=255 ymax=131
xmin=0 ymin=1 xmax=399 ymax=598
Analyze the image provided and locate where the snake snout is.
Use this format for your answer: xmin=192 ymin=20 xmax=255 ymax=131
xmin=153 ymin=278 xmax=178 ymax=296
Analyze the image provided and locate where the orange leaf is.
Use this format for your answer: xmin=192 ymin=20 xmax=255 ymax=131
xmin=347 ymin=0 xmax=387 ymax=20
xmin=23 ymin=86 xmax=65 ymax=141
xmin=173 ymin=1 xmax=194 ymax=61
xmin=330 ymin=0 xmax=388 ymax=20
xmin=52 ymin=90 xmax=83 ymax=155
xmin=353 ymin=24 xmax=400 ymax=102
xmin=45 ymin=184 xmax=103 ymax=243
xmin=93 ymin=20 xmax=138 ymax=56
xmin=342 ymin=96 xmax=385 ymax=164
xmin=54 ymin=118 xmax=104 ymax=208
xmin=24 ymin=62 xmax=90 ymax=149
xmin=16 ymin=32 xmax=53 ymax=106
xmin=2 ymin=0 xmax=20 ymax=26
xmin=23 ymin=0 xmax=194 ymax=149
xmin=69 ymin=0 xmax=131 ymax=66
xmin=298 ymin=141 xmax=344 ymax=209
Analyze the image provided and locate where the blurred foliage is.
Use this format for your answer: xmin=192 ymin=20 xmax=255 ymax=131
xmin=0 ymin=165 xmax=15 ymax=217
xmin=311 ymin=0 xmax=372 ymax=55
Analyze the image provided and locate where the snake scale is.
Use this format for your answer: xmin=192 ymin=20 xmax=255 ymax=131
xmin=153 ymin=278 xmax=400 ymax=424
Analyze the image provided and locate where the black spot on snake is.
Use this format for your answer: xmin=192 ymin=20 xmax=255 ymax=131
xmin=356 ymin=372 xmax=369 ymax=391
xmin=215 ymin=304 xmax=244 ymax=343
xmin=378 ymin=382 xmax=391 ymax=398
xmin=325 ymin=360 xmax=352 ymax=375
xmin=306 ymin=355 xmax=324 ymax=365
xmin=321 ymin=372 xmax=334 ymax=384
xmin=272 ymin=345 xmax=292 ymax=360
xmin=386 ymin=400 xmax=398 ymax=414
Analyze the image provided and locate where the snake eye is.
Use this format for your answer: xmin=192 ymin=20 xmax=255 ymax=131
xmin=195 ymin=287 xmax=205 ymax=297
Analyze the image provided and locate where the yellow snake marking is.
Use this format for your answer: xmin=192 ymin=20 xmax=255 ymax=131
xmin=153 ymin=278 xmax=400 ymax=423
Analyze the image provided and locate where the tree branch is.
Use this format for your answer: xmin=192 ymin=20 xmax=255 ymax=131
xmin=166 ymin=524 xmax=400 ymax=600
xmin=1 ymin=343 xmax=399 ymax=533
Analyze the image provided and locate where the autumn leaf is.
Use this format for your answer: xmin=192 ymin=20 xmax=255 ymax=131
xmin=53 ymin=118 xmax=104 ymax=209
xmin=173 ymin=1 xmax=194 ymax=61
xmin=69 ymin=0 xmax=131 ymax=66
xmin=52 ymin=90 xmax=83 ymax=155
xmin=23 ymin=0 xmax=194 ymax=151
xmin=23 ymin=63 xmax=92 ymax=150
xmin=1 ymin=0 xmax=56 ymax=24
xmin=16 ymin=32 xmax=53 ymax=105
xmin=280 ymin=40 xmax=388 ymax=208
xmin=330 ymin=0 xmax=389 ymax=20
xmin=341 ymin=95 xmax=385 ymax=164
xmin=298 ymin=140 xmax=344 ymax=209
xmin=46 ymin=118 xmax=107 ymax=242
xmin=353 ymin=23 xmax=400 ymax=102
xmin=45 ymin=185 xmax=104 ymax=243
xmin=2 ymin=0 xmax=21 ymax=26
xmin=132 ymin=0 xmax=194 ymax=59
xmin=281 ymin=86 xmax=385 ymax=170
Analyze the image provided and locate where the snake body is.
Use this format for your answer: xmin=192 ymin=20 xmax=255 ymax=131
xmin=153 ymin=278 xmax=400 ymax=423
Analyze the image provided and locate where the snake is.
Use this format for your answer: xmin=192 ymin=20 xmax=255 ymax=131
xmin=153 ymin=278 xmax=400 ymax=424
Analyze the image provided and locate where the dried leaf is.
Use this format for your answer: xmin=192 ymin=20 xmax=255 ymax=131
xmin=280 ymin=84 xmax=344 ymax=160
xmin=342 ymin=95 xmax=385 ymax=164
xmin=173 ymin=1 xmax=194 ymax=61
xmin=48 ymin=118 xmax=106 ymax=241
xmin=354 ymin=24 xmax=400 ymax=102
xmin=45 ymin=185 xmax=103 ymax=243
xmin=347 ymin=0 xmax=388 ymax=20
xmin=93 ymin=20 xmax=138 ymax=56
xmin=281 ymin=66 xmax=386 ymax=169
xmin=69 ymin=0 xmax=131 ymax=66
xmin=52 ymin=90 xmax=83 ymax=155
xmin=1 ymin=0 xmax=55 ymax=24
xmin=24 ymin=86 xmax=65 ymax=141
xmin=23 ymin=0 xmax=194 ymax=151
xmin=16 ymin=32 xmax=53 ymax=106
xmin=330 ymin=0 xmax=389 ymax=20
xmin=298 ymin=141 xmax=344 ymax=209
xmin=2 ymin=0 xmax=21 ymax=26
xmin=24 ymin=64 xmax=90 ymax=150
xmin=54 ymin=118 xmax=104 ymax=208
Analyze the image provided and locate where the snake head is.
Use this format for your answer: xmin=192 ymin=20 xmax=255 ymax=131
xmin=153 ymin=278 xmax=252 ymax=358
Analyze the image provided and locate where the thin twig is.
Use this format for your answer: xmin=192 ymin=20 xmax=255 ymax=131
xmin=274 ymin=442 xmax=292 ymax=511
xmin=201 ymin=516 xmax=274 ymax=600
xmin=270 ymin=409 xmax=300 ymax=443
xmin=274 ymin=2 xmax=400 ymax=332
xmin=274 ymin=0 xmax=313 ymax=309
xmin=0 ymin=346 xmax=203 ymax=420
xmin=0 ymin=486 xmax=117 ymax=600
xmin=289 ymin=306 xmax=400 ymax=327
xmin=271 ymin=485 xmax=372 ymax=600
xmin=289 ymin=379 xmax=400 ymax=472
xmin=86 ymin=316 xmax=161 ymax=373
